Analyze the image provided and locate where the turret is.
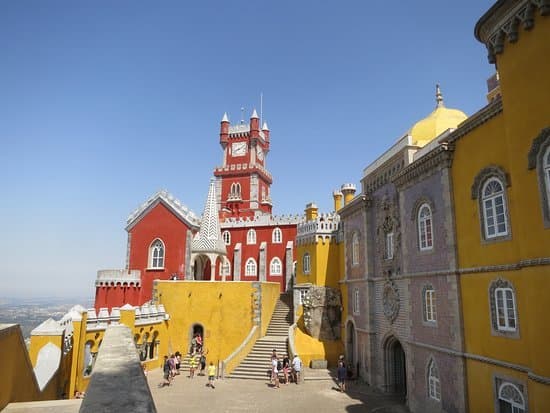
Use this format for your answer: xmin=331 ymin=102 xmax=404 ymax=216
xmin=262 ymin=121 xmax=270 ymax=141
xmin=333 ymin=189 xmax=343 ymax=211
xmin=220 ymin=112 xmax=230 ymax=146
xmin=305 ymin=202 xmax=319 ymax=221
xmin=250 ymin=109 xmax=260 ymax=136
xmin=340 ymin=183 xmax=356 ymax=206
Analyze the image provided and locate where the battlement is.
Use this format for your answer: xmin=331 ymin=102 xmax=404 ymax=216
xmin=95 ymin=269 xmax=141 ymax=286
xmin=214 ymin=162 xmax=273 ymax=181
xmin=220 ymin=213 xmax=303 ymax=228
xmin=296 ymin=213 xmax=340 ymax=238
xmin=87 ymin=303 xmax=168 ymax=332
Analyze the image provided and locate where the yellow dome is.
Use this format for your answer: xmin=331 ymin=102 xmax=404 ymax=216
xmin=408 ymin=85 xmax=467 ymax=146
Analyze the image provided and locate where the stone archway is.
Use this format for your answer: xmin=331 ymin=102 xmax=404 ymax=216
xmin=384 ymin=335 xmax=407 ymax=398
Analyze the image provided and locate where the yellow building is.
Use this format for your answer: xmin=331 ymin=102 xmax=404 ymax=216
xmin=449 ymin=1 xmax=550 ymax=411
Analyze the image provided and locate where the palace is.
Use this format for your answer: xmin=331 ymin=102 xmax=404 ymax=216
xmin=1 ymin=1 xmax=549 ymax=412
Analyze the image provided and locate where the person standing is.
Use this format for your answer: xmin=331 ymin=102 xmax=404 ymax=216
xmin=271 ymin=355 xmax=280 ymax=388
xmin=162 ymin=355 xmax=172 ymax=387
xmin=292 ymin=353 xmax=302 ymax=384
xmin=337 ymin=361 xmax=347 ymax=392
xmin=199 ymin=349 xmax=208 ymax=376
xmin=207 ymin=362 xmax=216 ymax=389
xmin=282 ymin=354 xmax=290 ymax=384
xmin=189 ymin=355 xmax=197 ymax=379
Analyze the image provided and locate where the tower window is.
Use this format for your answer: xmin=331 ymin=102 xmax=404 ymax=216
xmin=149 ymin=239 xmax=165 ymax=269
xmin=351 ymin=232 xmax=359 ymax=265
xmin=245 ymin=258 xmax=257 ymax=276
xmin=247 ymin=229 xmax=257 ymax=245
xmin=272 ymin=227 xmax=282 ymax=244
xmin=270 ymin=257 xmax=282 ymax=275
xmin=222 ymin=230 xmax=231 ymax=245
xmin=303 ymin=253 xmax=311 ymax=274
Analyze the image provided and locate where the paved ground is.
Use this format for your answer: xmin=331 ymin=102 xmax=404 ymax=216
xmin=147 ymin=368 xmax=410 ymax=413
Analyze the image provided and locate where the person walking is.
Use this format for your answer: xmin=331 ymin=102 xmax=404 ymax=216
xmin=282 ymin=354 xmax=290 ymax=385
xmin=292 ymin=353 xmax=302 ymax=384
xmin=271 ymin=355 xmax=280 ymax=389
xmin=207 ymin=362 xmax=216 ymax=389
xmin=189 ymin=355 xmax=197 ymax=379
xmin=199 ymin=349 xmax=208 ymax=376
xmin=162 ymin=355 xmax=172 ymax=387
xmin=337 ymin=361 xmax=347 ymax=392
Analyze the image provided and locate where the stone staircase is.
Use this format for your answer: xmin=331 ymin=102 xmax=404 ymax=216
xmin=228 ymin=293 xmax=292 ymax=380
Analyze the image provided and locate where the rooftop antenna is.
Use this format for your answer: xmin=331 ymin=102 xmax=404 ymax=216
xmin=240 ymin=107 xmax=245 ymax=124
xmin=260 ymin=92 xmax=263 ymax=127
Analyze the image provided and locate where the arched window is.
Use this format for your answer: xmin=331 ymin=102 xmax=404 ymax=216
xmin=418 ymin=204 xmax=433 ymax=250
xmin=498 ymin=382 xmax=525 ymax=413
xmin=423 ymin=285 xmax=437 ymax=323
xmin=272 ymin=227 xmax=282 ymax=244
xmin=149 ymin=239 xmax=165 ymax=269
xmin=270 ymin=257 xmax=282 ymax=275
xmin=351 ymin=232 xmax=359 ymax=265
xmin=482 ymin=178 xmax=509 ymax=239
xmin=302 ymin=253 xmax=311 ymax=274
xmin=427 ymin=359 xmax=441 ymax=401
xmin=528 ymin=127 xmax=550 ymax=227
xmin=489 ymin=279 xmax=519 ymax=336
xmin=245 ymin=258 xmax=257 ymax=276
xmin=247 ymin=229 xmax=256 ymax=245
xmin=222 ymin=230 xmax=231 ymax=245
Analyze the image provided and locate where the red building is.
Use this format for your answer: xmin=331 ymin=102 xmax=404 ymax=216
xmin=94 ymin=110 xmax=299 ymax=311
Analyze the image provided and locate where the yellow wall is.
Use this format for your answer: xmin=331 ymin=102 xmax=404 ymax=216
xmin=154 ymin=281 xmax=280 ymax=373
xmin=296 ymin=239 xmax=340 ymax=288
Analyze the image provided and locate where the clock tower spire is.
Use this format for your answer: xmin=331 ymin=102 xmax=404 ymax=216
xmin=214 ymin=109 xmax=272 ymax=219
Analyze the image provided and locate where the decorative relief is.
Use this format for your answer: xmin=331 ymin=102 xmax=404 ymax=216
xmin=527 ymin=127 xmax=550 ymax=169
xmin=382 ymin=281 xmax=400 ymax=323
xmin=471 ymin=165 xmax=510 ymax=199
xmin=375 ymin=194 xmax=402 ymax=275
xmin=302 ymin=286 xmax=342 ymax=340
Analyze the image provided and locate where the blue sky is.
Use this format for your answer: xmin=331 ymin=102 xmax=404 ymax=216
xmin=0 ymin=1 xmax=495 ymax=299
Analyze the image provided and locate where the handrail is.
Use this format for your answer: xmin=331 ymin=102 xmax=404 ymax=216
xmin=221 ymin=325 xmax=259 ymax=379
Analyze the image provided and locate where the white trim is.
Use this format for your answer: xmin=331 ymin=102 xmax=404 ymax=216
xmin=482 ymin=178 xmax=509 ymax=239
xmin=247 ymin=229 xmax=257 ymax=245
xmin=149 ymin=239 xmax=165 ymax=269
xmin=418 ymin=204 xmax=433 ymax=251
xmin=495 ymin=287 xmax=517 ymax=332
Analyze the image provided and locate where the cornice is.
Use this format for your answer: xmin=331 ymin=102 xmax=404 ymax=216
xmin=445 ymin=98 xmax=503 ymax=144
xmin=393 ymin=144 xmax=454 ymax=189
xmin=338 ymin=194 xmax=370 ymax=217
xmin=475 ymin=0 xmax=550 ymax=63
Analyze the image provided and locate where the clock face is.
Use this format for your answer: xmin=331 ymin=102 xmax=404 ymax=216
xmin=257 ymin=146 xmax=264 ymax=161
xmin=232 ymin=142 xmax=247 ymax=157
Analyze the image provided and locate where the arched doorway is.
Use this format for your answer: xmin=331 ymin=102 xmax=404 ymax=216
xmin=384 ymin=336 xmax=407 ymax=398
xmin=346 ymin=320 xmax=356 ymax=367
xmin=189 ymin=323 xmax=204 ymax=353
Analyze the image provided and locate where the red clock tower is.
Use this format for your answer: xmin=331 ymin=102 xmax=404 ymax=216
xmin=215 ymin=110 xmax=272 ymax=219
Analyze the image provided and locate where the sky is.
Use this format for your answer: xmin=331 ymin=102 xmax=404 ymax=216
xmin=0 ymin=1 xmax=496 ymax=299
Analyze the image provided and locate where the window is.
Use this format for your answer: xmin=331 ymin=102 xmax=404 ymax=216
xmin=423 ymin=286 xmax=437 ymax=323
xmin=247 ymin=229 xmax=256 ymax=245
xmin=229 ymin=182 xmax=242 ymax=200
xmin=245 ymin=258 xmax=257 ymax=276
xmin=149 ymin=239 xmax=164 ymax=269
xmin=418 ymin=204 xmax=433 ymax=250
xmin=351 ymin=232 xmax=359 ymax=265
xmin=353 ymin=288 xmax=360 ymax=314
xmin=498 ymin=382 xmax=525 ymax=413
xmin=482 ymin=178 xmax=509 ymax=238
xmin=489 ymin=279 xmax=519 ymax=336
xmin=385 ymin=232 xmax=394 ymax=260
xmin=299 ymin=289 xmax=309 ymax=305
xmin=222 ymin=230 xmax=231 ymax=245
xmin=272 ymin=227 xmax=282 ymax=244
xmin=302 ymin=253 xmax=311 ymax=274
xmin=427 ymin=359 xmax=441 ymax=401
xmin=527 ymin=127 xmax=550 ymax=227
xmin=219 ymin=261 xmax=230 ymax=277
xmin=270 ymin=257 xmax=282 ymax=275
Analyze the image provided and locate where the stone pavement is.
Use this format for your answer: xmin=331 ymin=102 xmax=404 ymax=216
xmin=147 ymin=367 xmax=410 ymax=413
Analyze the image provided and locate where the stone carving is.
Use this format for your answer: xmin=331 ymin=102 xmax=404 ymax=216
xmin=302 ymin=286 xmax=342 ymax=340
xmin=382 ymin=281 xmax=400 ymax=323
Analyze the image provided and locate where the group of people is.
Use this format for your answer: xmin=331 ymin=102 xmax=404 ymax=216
xmin=160 ymin=347 xmax=215 ymax=388
xmin=270 ymin=349 xmax=302 ymax=389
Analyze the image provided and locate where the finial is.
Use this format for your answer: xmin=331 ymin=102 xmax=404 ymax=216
xmin=251 ymin=108 xmax=259 ymax=119
xmin=221 ymin=112 xmax=229 ymax=122
xmin=436 ymin=84 xmax=444 ymax=107
xmin=240 ymin=107 xmax=245 ymax=124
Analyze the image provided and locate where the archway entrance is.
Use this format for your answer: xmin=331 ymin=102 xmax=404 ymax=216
xmin=384 ymin=336 xmax=406 ymax=397
xmin=189 ymin=323 xmax=204 ymax=354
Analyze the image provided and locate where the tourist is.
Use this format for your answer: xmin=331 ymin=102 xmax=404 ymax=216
xmin=189 ymin=355 xmax=197 ymax=379
xmin=337 ymin=361 xmax=347 ymax=392
xmin=169 ymin=354 xmax=177 ymax=378
xmin=175 ymin=351 xmax=181 ymax=375
xmin=282 ymin=354 xmax=290 ymax=384
xmin=190 ymin=334 xmax=197 ymax=354
xmin=162 ymin=355 xmax=171 ymax=386
xmin=196 ymin=333 xmax=203 ymax=353
xmin=271 ymin=355 xmax=280 ymax=388
xmin=199 ymin=349 xmax=208 ymax=376
xmin=292 ymin=353 xmax=302 ymax=384
xmin=207 ymin=362 xmax=216 ymax=388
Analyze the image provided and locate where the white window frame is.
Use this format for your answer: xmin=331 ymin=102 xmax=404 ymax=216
xmin=495 ymin=287 xmax=517 ymax=332
xmin=353 ymin=288 xmax=360 ymax=315
xmin=482 ymin=178 xmax=509 ymax=239
xmin=351 ymin=232 xmax=359 ymax=265
xmin=245 ymin=258 xmax=257 ymax=277
xmin=272 ymin=227 xmax=282 ymax=244
xmin=302 ymin=253 xmax=311 ymax=274
xmin=247 ymin=229 xmax=257 ymax=245
xmin=497 ymin=382 xmax=525 ymax=413
xmin=385 ymin=232 xmax=394 ymax=260
xmin=222 ymin=230 xmax=231 ymax=245
xmin=298 ymin=288 xmax=309 ymax=305
xmin=270 ymin=257 xmax=282 ymax=276
xmin=424 ymin=287 xmax=437 ymax=322
xmin=428 ymin=359 xmax=441 ymax=401
xmin=149 ymin=239 xmax=165 ymax=269
xmin=418 ymin=204 xmax=433 ymax=250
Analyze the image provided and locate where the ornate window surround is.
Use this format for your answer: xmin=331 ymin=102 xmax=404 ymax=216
xmin=493 ymin=374 xmax=528 ymax=413
xmin=527 ymin=127 xmax=550 ymax=228
xmin=471 ymin=165 xmax=512 ymax=242
xmin=148 ymin=238 xmax=165 ymax=269
xmin=488 ymin=278 xmax=520 ymax=339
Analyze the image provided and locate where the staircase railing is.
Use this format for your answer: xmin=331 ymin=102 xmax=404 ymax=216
xmin=220 ymin=325 xmax=260 ymax=379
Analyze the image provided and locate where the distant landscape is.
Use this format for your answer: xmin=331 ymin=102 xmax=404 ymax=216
xmin=0 ymin=296 xmax=94 ymax=339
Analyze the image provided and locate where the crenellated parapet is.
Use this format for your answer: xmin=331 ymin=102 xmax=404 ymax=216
xmin=220 ymin=213 xmax=303 ymax=228
xmin=86 ymin=303 xmax=168 ymax=332
xmin=296 ymin=213 xmax=340 ymax=246
xmin=95 ymin=269 xmax=141 ymax=287
xmin=214 ymin=162 xmax=273 ymax=182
